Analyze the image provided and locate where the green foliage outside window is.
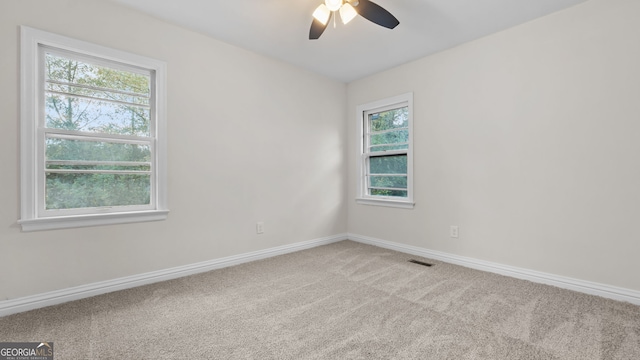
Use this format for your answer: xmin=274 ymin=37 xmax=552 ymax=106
xmin=44 ymin=53 xmax=152 ymax=210
xmin=367 ymin=107 xmax=409 ymax=198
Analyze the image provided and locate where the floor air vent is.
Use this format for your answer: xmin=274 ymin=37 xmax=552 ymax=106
xmin=408 ymin=259 xmax=433 ymax=267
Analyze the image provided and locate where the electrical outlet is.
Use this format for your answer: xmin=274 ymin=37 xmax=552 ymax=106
xmin=256 ymin=222 xmax=264 ymax=234
xmin=450 ymin=225 xmax=459 ymax=238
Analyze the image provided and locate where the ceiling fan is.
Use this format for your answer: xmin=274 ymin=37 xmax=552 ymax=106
xmin=309 ymin=0 xmax=400 ymax=40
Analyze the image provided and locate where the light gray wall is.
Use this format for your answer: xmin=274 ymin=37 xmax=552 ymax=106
xmin=347 ymin=0 xmax=640 ymax=291
xmin=0 ymin=0 xmax=347 ymax=300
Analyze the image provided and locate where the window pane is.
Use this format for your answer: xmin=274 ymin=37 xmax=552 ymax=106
xmin=370 ymin=189 xmax=408 ymax=197
xmin=370 ymin=144 xmax=408 ymax=152
xmin=45 ymin=53 xmax=149 ymax=96
xmin=46 ymin=138 xmax=150 ymax=163
xmin=46 ymin=82 xmax=149 ymax=107
xmin=45 ymin=93 xmax=150 ymax=136
xmin=369 ymin=129 xmax=408 ymax=148
xmin=369 ymin=155 xmax=407 ymax=175
xmin=45 ymin=52 xmax=150 ymax=137
xmin=45 ymin=173 xmax=150 ymax=210
xmin=369 ymin=176 xmax=407 ymax=189
xmin=369 ymin=107 xmax=408 ymax=132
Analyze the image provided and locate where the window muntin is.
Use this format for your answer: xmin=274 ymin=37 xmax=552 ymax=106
xmin=357 ymin=93 xmax=414 ymax=208
xmin=20 ymin=26 xmax=168 ymax=231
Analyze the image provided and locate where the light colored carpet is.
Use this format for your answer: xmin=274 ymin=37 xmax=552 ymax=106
xmin=1 ymin=240 xmax=639 ymax=359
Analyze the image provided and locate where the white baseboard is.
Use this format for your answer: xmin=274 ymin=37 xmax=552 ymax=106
xmin=4 ymin=232 xmax=636 ymax=317
xmin=348 ymin=233 xmax=640 ymax=306
xmin=0 ymin=233 xmax=348 ymax=317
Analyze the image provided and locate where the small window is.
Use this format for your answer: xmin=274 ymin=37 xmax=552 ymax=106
xmin=356 ymin=93 xmax=414 ymax=208
xmin=19 ymin=27 xmax=168 ymax=231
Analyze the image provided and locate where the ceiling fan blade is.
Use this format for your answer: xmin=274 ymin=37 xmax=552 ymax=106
xmin=354 ymin=0 xmax=399 ymax=29
xmin=309 ymin=17 xmax=330 ymax=40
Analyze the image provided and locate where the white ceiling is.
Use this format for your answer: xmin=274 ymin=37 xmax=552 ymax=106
xmin=111 ymin=0 xmax=588 ymax=83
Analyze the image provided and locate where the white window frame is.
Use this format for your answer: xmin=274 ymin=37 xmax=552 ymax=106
xmin=356 ymin=93 xmax=414 ymax=209
xmin=19 ymin=26 xmax=168 ymax=231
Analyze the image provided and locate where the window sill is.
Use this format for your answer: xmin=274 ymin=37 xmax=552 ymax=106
xmin=18 ymin=210 xmax=169 ymax=232
xmin=356 ymin=198 xmax=415 ymax=209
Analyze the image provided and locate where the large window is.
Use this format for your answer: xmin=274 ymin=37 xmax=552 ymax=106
xmin=356 ymin=93 xmax=414 ymax=208
xmin=19 ymin=27 xmax=168 ymax=231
